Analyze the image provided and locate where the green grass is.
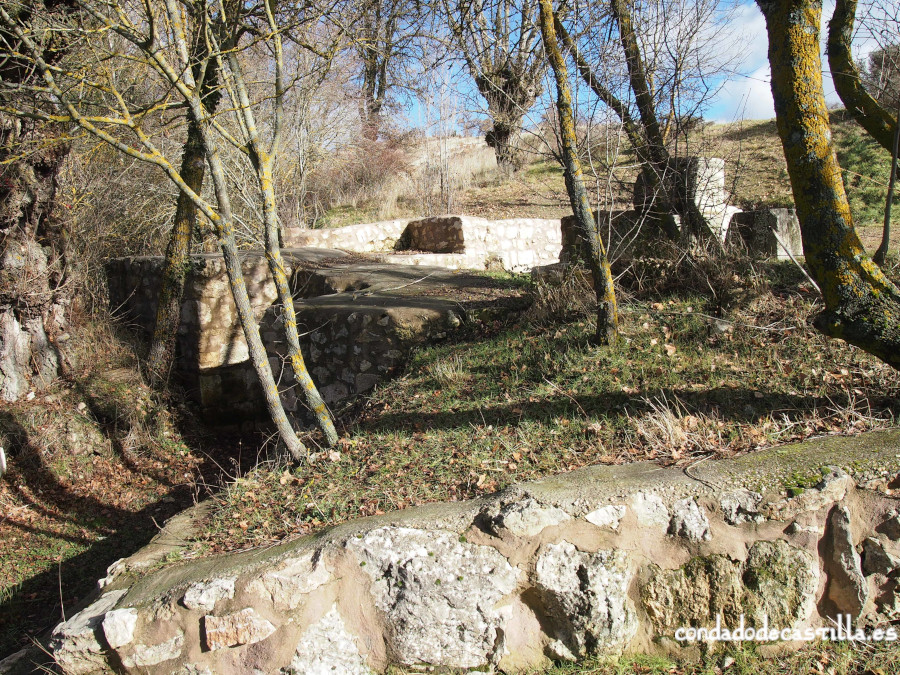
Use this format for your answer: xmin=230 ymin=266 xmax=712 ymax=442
xmin=192 ymin=260 xmax=899 ymax=554
xmin=831 ymin=109 xmax=900 ymax=231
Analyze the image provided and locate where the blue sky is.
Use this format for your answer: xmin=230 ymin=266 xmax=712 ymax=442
xmin=407 ymin=1 xmax=886 ymax=133
xmin=707 ymin=1 xmax=883 ymax=121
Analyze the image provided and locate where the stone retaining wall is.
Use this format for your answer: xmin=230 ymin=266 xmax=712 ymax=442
xmin=281 ymin=220 xmax=408 ymax=252
xmin=284 ymin=215 xmax=563 ymax=273
xmin=44 ymin=431 xmax=900 ymax=674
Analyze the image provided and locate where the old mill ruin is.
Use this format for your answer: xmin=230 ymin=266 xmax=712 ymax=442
xmin=25 ymin=161 xmax=900 ymax=675
xmin=106 ymin=159 xmax=802 ymax=424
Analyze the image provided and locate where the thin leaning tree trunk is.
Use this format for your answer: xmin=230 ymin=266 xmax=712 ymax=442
xmin=259 ymin=160 xmax=338 ymax=447
xmin=610 ymin=0 xmax=717 ymax=247
xmin=224 ymin=43 xmax=339 ymax=448
xmin=147 ymin=46 xmax=220 ymax=386
xmin=538 ymin=0 xmax=619 ymax=345
xmin=198 ymin=128 xmax=308 ymax=460
xmin=553 ymin=17 xmax=679 ymax=242
xmin=828 ymin=0 xmax=897 ymax=152
xmin=874 ymin=97 xmax=900 ymax=266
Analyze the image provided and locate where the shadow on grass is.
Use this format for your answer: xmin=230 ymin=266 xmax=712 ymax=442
xmin=358 ymin=385 xmax=895 ymax=436
xmin=0 ymin=413 xmax=185 ymax=659
xmin=0 ymin=398 xmax=236 ymax=663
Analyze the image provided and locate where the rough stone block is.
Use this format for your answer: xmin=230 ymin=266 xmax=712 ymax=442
xmin=203 ymin=608 xmax=276 ymax=651
xmin=347 ymin=526 xmax=518 ymax=668
xmin=182 ymin=577 xmax=236 ymax=612
xmin=728 ymin=208 xmax=802 ymax=260
xmin=49 ymin=590 xmax=127 ymax=674
xmin=535 ymin=542 xmax=636 ymax=655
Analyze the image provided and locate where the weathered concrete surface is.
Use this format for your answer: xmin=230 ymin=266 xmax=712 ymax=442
xmin=728 ymin=208 xmax=803 ymax=260
xmin=43 ymin=430 xmax=900 ymax=674
xmin=632 ymin=157 xmax=740 ymax=242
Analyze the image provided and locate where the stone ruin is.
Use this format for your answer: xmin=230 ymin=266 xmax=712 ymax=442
xmin=563 ymin=157 xmax=802 ymax=261
xmin=16 ymin=164 xmax=886 ymax=675
xmin=37 ymin=430 xmax=900 ymax=674
xmin=107 ymin=248 xmax=523 ymax=422
xmin=282 ymin=214 xmax=563 ymax=273
xmin=105 ymin=159 xmax=802 ymax=424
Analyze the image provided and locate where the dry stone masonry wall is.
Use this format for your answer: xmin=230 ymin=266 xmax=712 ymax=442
xmin=42 ymin=431 xmax=900 ymax=674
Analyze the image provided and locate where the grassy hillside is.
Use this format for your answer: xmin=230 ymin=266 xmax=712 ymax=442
xmin=2 ymin=113 xmax=899 ymax=665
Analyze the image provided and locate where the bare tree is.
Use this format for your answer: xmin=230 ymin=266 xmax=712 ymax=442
xmin=355 ymin=0 xmax=430 ymax=140
xmin=549 ymin=0 xmax=739 ymax=245
xmin=0 ymin=0 xmax=343 ymax=457
xmin=445 ymin=0 xmax=546 ymax=172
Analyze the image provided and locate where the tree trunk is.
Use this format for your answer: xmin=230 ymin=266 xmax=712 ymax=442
xmin=197 ymin=126 xmax=308 ymax=460
xmin=827 ymin=0 xmax=897 ymax=153
xmin=758 ymin=0 xmax=900 ymax=369
xmin=538 ymin=0 xmax=619 ymax=345
xmin=0 ymin=115 xmax=69 ymax=401
xmin=258 ymin=158 xmax=339 ymax=447
xmin=147 ymin=46 xmax=220 ymax=386
xmin=484 ymin=114 xmax=523 ymax=174
xmin=146 ymin=118 xmax=204 ymax=385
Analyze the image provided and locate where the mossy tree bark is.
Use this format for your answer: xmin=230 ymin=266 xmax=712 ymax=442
xmin=0 ymin=0 xmax=74 ymax=402
xmin=827 ymin=0 xmax=897 ymax=152
xmin=224 ymin=32 xmax=339 ymax=447
xmin=758 ymin=0 xmax=900 ymax=369
xmin=827 ymin=0 xmax=899 ymax=265
xmin=538 ymin=0 xmax=619 ymax=345
xmin=146 ymin=52 xmax=219 ymax=385
xmin=196 ymin=130 xmax=310 ymax=460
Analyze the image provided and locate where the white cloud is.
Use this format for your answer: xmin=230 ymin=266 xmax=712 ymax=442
xmin=706 ymin=0 xmax=888 ymax=121
xmin=712 ymin=65 xmax=774 ymax=121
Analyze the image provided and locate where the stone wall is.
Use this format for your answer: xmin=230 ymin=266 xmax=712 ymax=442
xmin=281 ymin=220 xmax=408 ymax=252
xmin=632 ymin=157 xmax=741 ymax=243
xmin=728 ymin=208 xmax=803 ymax=260
xmin=106 ymin=252 xmax=342 ymax=370
xmin=107 ymin=253 xmax=517 ymax=421
xmin=43 ymin=430 xmax=900 ymax=674
xmin=283 ymin=215 xmax=563 ymax=273
xmin=261 ymin=289 xmax=465 ymax=409
xmin=107 ymin=250 xmax=348 ymax=421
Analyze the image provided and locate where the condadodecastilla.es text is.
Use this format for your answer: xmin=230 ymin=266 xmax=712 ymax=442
xmin=675 ymin=615 xmax=899 ymax=643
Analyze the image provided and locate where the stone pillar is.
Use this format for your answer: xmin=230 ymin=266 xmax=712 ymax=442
xmin=632 ymin=157 xmax=735 ymax=242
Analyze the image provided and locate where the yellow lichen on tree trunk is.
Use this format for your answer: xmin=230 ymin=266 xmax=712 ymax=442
xmin=758 ymin=0 xmax=900 ymax=368
xmin=538 ymin=0 xmax=619 ymax=345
